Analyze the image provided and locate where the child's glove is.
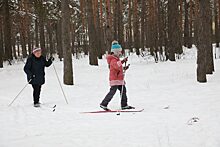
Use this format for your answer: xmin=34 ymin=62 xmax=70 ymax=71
xmin=121 ymin=57 xmax=128 ymax=64
xmin=123 ymin=66 xmax=129 ymax=70
xmin=123 ymin=64 xmax=130 ymax=71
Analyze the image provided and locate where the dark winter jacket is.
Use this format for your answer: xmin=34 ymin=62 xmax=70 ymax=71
xmin=24 ymin=54 xmax=52 ymax=85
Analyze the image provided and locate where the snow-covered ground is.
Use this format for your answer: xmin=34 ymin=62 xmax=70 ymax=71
xmin=0 ymin=48 xmax=220 ymax=147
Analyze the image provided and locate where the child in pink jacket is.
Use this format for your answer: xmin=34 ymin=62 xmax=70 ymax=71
xmin=100 ymin=41 xmax=135 ymax=110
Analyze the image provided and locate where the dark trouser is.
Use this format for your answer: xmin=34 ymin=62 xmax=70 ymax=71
xmin=101 ymin=85 xmax=128 ymax=107
xmin=32 ymin=84 xmax=42 ymax=104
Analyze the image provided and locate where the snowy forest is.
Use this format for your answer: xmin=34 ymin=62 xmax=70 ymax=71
xmin=0 ymin=0 xmax=219 ymax=83
xmin=0 ymin=1 xmax=220 ymax=147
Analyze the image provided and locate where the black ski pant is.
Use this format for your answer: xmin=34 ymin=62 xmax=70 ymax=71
xmin=101 ymin=85 xmax=128 ymax=107
xmin=32 ymin=84 xmax=42 ymax=104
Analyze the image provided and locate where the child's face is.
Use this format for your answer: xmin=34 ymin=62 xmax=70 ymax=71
xmin=114 ymin=50 xmax=122 ymax=57
xmin=33 ymin=50 xmax=42 ymax=58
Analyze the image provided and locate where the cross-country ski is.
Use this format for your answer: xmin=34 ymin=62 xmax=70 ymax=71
xmin=81 ymin=109 xmax=144 ymax=114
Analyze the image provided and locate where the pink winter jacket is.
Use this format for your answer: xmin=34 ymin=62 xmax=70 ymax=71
xmin=106 ymin=55 xmax=125 ymax=86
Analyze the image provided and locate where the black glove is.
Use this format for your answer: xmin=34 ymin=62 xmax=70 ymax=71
xmin=123 ymin=66 xmax=129 ymax=71
xmin=49 ymin=56 xmax=54 ymax=61
xmin=121 ymin=57 xmax=128 ymax=64
xmin=123 ymin=64 xmax=130 ymax=71
xmin=29 ymin=74 xmax=35 ymax=80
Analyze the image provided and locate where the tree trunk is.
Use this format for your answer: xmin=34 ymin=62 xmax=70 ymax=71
xmin=71 ymin=24 xmax=75 ymax=55
xmin=106 ymin=0 xmax=111 ymax=28
xmin=47 ymin=22 xmax=54 ymax=55
xmin=214 ymin=0 xmax=219 ymax=47
xmin=128 ymin=0 xmax=133 ymax=51
xmin=12 ymin=36 xmax=17 ymax=59
xmin=95 ymin=0 xmax=104 ymax=59
xmin=21 ymin=32 xmax=27 ymax=58
xmin=133 ymin=0 xmax=140 ymax=55
xmin=61 ymin=0 xmax=74 ymax=85
xmin=35 ymin=1 xmax=46 ymax=55
xmin=218 ymin=0 xmax=220 ymax=47
xmin=16 ymin=35 xmax=20 ymax=58
xmin=80 ymin=0 xmax=88 ymax=55
xmin=113 ymin=0 xmax=118 ymax=40
xmin=157 ymin=0 xmax=164 ymax=61
xmin=86 ymin=0 xmax=98 ymax=65
xmin=105 ymin=25 xmax=113 ymax=53
xmin=3 ymin=0 xmax=13 ymax=60
xmin=184 ymin=0 xmax=190 ymax=48
xmin=197 ymin=0 xmax=209 ymax=83
xmin=118 ymin=0 xmax=124 ymax=48
xmin=168 ymin=0 xmax=182 ymax=61
xmin=194 ymin=0 xmax=199 ymax=45
xmin=0 ymin=18 xmax=3 ymax=68
xmin=205 ymin=0 xmax=214 ymax=74
xmin=39 ymin=16 xmax=45 ymax=54
xmin=140 ymin=0 xmax=146 ymax=50
xmin=27 ymin=28 xmax=32 ymax=55
xmin=56 ymin=20 xmax=63 ymax=60
xmin=35 ymin=19 xmax=39 ymax=47
xmin=99 ymin=4 xmax=105 ymax=56
xmin=188 ymin=0 xmax=193 ymax=48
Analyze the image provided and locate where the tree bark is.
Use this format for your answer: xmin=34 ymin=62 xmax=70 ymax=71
xmin=86 ymin=0 xmax=98 ymax=65
xmin=34 ymin=1 xmax=46 ymax=54
xmin=113 ymin=0 xmax=118 ymax=40
xmin=205 ymin=0 xmax=214 ymax=74
xmin=168 ymin=0 xmax=182 ymax=61
xmin=3 ymin=0 xmax=13 ymax=60
xmin=184 ymin=0 xmax=190 ymax=48
xmin=133 ymin=0 xmax=140 ymax=55
xmin=0 ymin=18 xmax=3 ymax=68
xmin=80 ymin=0 xmax=88 ymax=55
xmin=56 ymin=20 xmax=63 ymax=60
xmin=197 ymin=0 xmax=209 ymax=82
xmin=61 ymin=0 xmax=74 ymax=85
xmin=140 ymin=0 xmax=146 ymax=50
xmin=35 ymin=19 xmax=39 ymax=47
xmin=47 ymin=22 xmax=54 ymax=55
xmin=214 ymin=0 xmax=219 ymax=47
xmin=128 ymin=0 xmax=133 ymax=51
xmin=118 ymin=0 xmax=124 ymax=48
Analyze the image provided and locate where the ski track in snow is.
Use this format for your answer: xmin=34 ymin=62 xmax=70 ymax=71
xmin=0 ymin=49 xmax=220 ymax=147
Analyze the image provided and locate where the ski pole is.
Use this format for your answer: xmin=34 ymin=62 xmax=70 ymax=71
xmin=117 ymin=61 xmax=130 ymax=115
xmin=8 ymin=79 xmax=32 ymax=107
xmin=52 ymin=63 xmax=69 ymax=104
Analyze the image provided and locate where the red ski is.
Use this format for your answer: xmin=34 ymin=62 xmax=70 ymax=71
xmin=81 ymin=109 xmax=144 ymax=114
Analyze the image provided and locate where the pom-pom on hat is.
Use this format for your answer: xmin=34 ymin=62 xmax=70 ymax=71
xmin=32 ymin=47 xmax=42 ymax=53
xmin=111 ymin=40 xmax=122 ymax=54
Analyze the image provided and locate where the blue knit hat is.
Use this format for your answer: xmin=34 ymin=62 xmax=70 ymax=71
xmin=111 ymin=40 xmax=122 ymax=54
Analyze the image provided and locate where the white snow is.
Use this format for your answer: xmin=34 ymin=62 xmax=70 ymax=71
xmin=0 ymin=48 xmax=220 ymax=147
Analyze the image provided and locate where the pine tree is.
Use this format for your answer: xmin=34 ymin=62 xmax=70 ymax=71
xmin=61 ymin=0 xmax=74 ymax=85
xmin=86 ymin=0 xmax=98 ymax=65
